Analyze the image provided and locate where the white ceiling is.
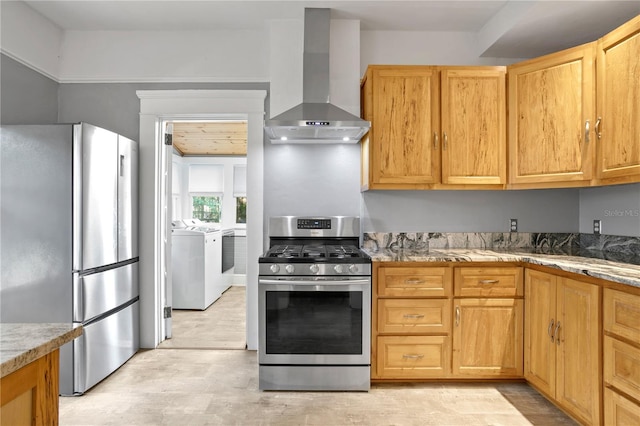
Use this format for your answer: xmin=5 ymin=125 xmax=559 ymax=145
xmin=22 ymin=0 xmax=640 ymax=58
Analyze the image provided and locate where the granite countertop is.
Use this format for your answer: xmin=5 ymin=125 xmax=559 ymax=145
xmin=364 ymin=248 xmax=640 ymax=289
xmin=0 ymin=323 xmax=82 ymax=378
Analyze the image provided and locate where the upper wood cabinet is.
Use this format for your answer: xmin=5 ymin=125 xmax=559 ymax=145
xmin=361 ymin=66 xmax=440 ymax=189
xmin=360 ymin=65 xmax=506 ymax=190
xmin=440 ymin=68 xmax=506 ymax=186
xmin=596 ymin=15 xmax=640 ymax=185
xmin=507 ymin=42 xmax=596 ymax=188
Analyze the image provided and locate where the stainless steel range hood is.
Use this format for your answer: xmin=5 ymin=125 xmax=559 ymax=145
xmin=264 ymin=8 xmax=370 ymax=144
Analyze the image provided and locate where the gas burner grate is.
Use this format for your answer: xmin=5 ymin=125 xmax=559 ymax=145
xmin=268 ymin=245 xmax=303 ymax=258
xmin=326 ymin=245 xmax=362 ymax=258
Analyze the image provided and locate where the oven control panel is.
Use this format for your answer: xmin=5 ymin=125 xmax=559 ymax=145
xmin=297 ymin=218 xmax=331 ymax=229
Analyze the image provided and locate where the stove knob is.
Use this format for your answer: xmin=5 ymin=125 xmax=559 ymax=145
xmin=310 ymin=264 xmax=320 ymax=274
xmin=349 ymin=264 xmax=359 ymax=274
xmin=334 ymin=264 xmax=344 ymax=274
xmin=269 ymin=264 xmax=280 ymax=273
xmin=285 ymin=264 xmax=295 ymax=274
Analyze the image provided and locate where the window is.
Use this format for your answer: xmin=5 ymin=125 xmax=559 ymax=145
xmin=233 ymin=165 xmax=247 ymax=225
xmin=192 ymin=196 xmax=221 ymax=223
xmin=236 ymin=197 xmax=247 ymax=224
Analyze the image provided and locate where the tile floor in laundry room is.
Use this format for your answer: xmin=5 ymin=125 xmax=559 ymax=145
xmin=59 ymin=286 xmax=577 ymax=426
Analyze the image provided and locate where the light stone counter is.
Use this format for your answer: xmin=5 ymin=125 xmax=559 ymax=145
xmin=0 ymin=323 xmax=82 ymax=378
xmin=364 ymin=248 xmax=640 ymax=289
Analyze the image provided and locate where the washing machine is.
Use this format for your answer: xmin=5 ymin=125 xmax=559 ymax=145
xmin=171 ymin=221 xmax=223 ymax=310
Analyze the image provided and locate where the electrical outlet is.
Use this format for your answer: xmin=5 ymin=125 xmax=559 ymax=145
xmin=510 ymin=219 xmax=518 ymax=232
xmin=594 ymin=219 xmax=602 ymax=235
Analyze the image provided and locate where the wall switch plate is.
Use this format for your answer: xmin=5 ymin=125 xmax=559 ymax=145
xmin=593 ymin=219 xmax=602 ymax=235
xmin=510 ymin=219 xmax=518 ymax=232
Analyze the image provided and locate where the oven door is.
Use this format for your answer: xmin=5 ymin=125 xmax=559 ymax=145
xmin=258 ymin=276 xmax=371 ymax=366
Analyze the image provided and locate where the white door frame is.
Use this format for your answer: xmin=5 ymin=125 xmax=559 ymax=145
xmin=137 ymin=89 xmax=266 ymax=350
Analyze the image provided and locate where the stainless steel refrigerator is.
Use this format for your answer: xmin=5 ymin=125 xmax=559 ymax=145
xmin=1 ymin=123 xmax=140 ymax=395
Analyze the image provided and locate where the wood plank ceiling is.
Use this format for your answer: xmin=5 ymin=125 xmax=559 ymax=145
xmin=172 ymin=121 xmax=247 ymax=156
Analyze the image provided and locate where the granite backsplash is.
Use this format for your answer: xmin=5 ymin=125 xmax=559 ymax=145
xmin=362 ymin=232 xmax=640 ymax=265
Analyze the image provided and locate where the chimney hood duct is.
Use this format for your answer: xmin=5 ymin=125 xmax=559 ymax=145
xmin=264 ymin=8 xmax=370 ymax=144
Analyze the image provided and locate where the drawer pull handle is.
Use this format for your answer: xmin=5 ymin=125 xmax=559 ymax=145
xmin=478 ymin=279 xmax=499 ymax=284
xmin=404 ymin=279 xmax=425 ymax=284
xmin=554 ymin=321 xmax=561 ymax=345
xmin=402 ymin=354 xmax=425 ymax=360
xmin=403 ymin=314 xmax=425 ymax=319
xmin=548 ymin=319 xmax=555 ymax=343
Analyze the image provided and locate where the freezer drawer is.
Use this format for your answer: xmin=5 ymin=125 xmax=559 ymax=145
xmin=73 ymin=300 xmax=139 ymax=394
xmin=74 ymin=262 xmax=139 ymax=323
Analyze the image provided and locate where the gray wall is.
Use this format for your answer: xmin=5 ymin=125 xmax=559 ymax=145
xmin=58 ymin=82 xmax=269 ymax=142
xmin=1 ymin=54 xmax=58 ymax=124
xmin=4 ymin=52 xmax=640 ymax=239
xmin=579 ymin=183 xmax=640 ymax=237
xmin=362 ymin=189 xmax=580 ymax=233
xmin=263 ymin=143 xmax=361 ymax=220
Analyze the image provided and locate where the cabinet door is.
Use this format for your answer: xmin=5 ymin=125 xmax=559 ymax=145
xmin=377 ymin=335 xmax=450 ymax=378
xmin=605 ymin=388 xmax=640 ymax=426
xmin=454 ymin=266 xmax=523 ymax=297
xmin=441 ymin=67 xmax=506 ymax=185
xmin=452 ymin=298 xmax=523 ymax=377
xmin=508 ymin=43 xmax=595 ymax=187
xmin=604 ymin=336 xmax=640 ymax=403
xmin=377 ymin=266 xmax=452 ymax=298
xmin=378 ymin=299 xmax=451 ymax=334
xmin=524 ymin=269 xmax=557 ymax=397
xmin=597 ymin=15 xmax=640 ymax=183
xmin=369 ymin=66 xmax=440 ymax=187
xmin=556 ymin=277 xmax=601 ymax=425
xmin=604 ymin=288 xmax=640 ymax=343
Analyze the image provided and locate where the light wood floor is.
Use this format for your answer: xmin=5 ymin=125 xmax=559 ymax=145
xmin=158 ymin=286 xmax=246 ymax=350
xmin=59 ymin=285 xmax=577 ymax=425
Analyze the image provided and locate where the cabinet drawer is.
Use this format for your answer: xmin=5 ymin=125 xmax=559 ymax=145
xmin=604 ymin=335 xmax=640 ymax=400
xmin=377 ymin=336 xmax=450 ymax=378
xmin=454 ymin=267 xmax=523 ymax=297
xmin=378 ymin=267 xmax=452 ymax=297
xmin=605 ymin=388 xmax=640 ymax=426
xmin=604 ymin=288 xmax=640 ymax=343
xmin=378 ymin=299 xmax=451 ymax=334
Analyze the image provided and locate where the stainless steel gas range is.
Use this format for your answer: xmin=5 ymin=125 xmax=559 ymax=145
xmin=258 ymin=216 xmax=372 ymax=391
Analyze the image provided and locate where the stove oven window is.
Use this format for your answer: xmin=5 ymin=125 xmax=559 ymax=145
xmin=265 ymin=291 xmax=363 ymax=355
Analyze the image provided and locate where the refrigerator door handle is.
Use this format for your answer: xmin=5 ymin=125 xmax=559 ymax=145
xmin=120 ymin=154 xmax=125 ymax=177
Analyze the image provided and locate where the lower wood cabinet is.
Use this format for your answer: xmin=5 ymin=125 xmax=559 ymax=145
xmin=373 ymin=264 xmax=452 ymax=380
xmin=0 ymin=349 xmax=60 ymax=426
xmin=373 ymin=263 xmax=523 ymax=380
xmin=371 ymin=262 xmax=640 ymax=425
xmin=524 ymin=269 xmax=601 ymax=425
xmin=603 ymin=288 xmax=640 ymax=425
xmin=452 ymin=298 xmax=523 ymax=377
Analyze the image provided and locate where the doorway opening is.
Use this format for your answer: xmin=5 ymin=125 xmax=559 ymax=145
xmin=159 ymin=119 xmax=247 ymax=349
xmin=160 ymin=119 xmax=247 ymax=349
xmin=136 ymin=89 xmax=266 ymax=352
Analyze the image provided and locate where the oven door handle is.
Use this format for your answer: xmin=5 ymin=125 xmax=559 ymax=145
xmin=258 ymin=278 xmax=371 ymax=286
